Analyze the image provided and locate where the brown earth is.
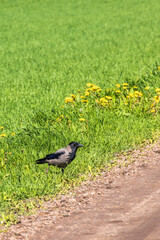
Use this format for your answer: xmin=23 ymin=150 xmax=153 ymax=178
xmin=1 ymin=140 xmax=160 ymax=240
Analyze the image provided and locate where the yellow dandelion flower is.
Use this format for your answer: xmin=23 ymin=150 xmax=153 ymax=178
xmin=115 ymin=84 xmax=120 ymax=88
xmin=158 ymin=66 xmax=160 ymax=70
xmin=145 ymin=86 xmax=150 ymax=90
xmin=1 ymin=126 xmax=3 ymax=130
xmin=82 ymin=100 xmax=88 ymax=103
xmin=95 ymin=99 xmax=100 ymax=103
xmin=86 ymin=83 xmax=94 ymax=87
xmin=97 ymin=89 xmax=102 ymax=92
xmin=101 ymin=103 xmax=106 ymax=106
xmin=155 ymin=88 xmax=160 ymax=92
xmin=154 ymin=96 xmax=159 ymax=103
xmin=133 ymin=86 xmax=138 ymax=89
xmin=151 ymin=109 xmax=155 ymax=113
xmin=134 ymin=91 xmax=143 ymax=97
xmin=80 ymin=96 xmax=86 ymax=99
xmin=123 ymin=87 xmax=127 ymax=90
xmin=129 ymin=93 xmax=134 ymax=98
xmin=61 ymin=105 xmax=64 ymax=108
xmin=87 ymin=88 xmax=93 ymax=92
xmin=150 ymin=103 xmax=154 ymax=107
xmin=92 ymin=85 xmax=100 ymax=91
xmin=11 ymin=133 xmax=16 ymax=136
xmin=100 ymin=97 xmax=106 ymax=102
xmin=105 ymin=96 xmax=112 ymax=100
xmin=79 ymin=118 xmax=85 ymax=122
xmin=126 ymin=95 xmax=130 ymax=99
xmin=115 ymin=90 xmax=120 ymax=93
xmin=65 ymin=97 xmax=74 ymax=103
xmin=85 ymin=91 xmax=90 ymax=96
xmin=122 ymin=83 xmax=128 ymax=86
xmin=9 ymin=152 xmax=12 ymax=155
xmin=70 ymin=94 xmax=76 ymax=99
xmin=0 ymin=134 xmax=6 ymax=137
xmin=124 ymin=102 xmax=128 ymax=105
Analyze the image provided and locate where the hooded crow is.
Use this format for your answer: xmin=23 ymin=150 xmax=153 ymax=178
xmin=36 ymin=141 xmax=83 ymax=173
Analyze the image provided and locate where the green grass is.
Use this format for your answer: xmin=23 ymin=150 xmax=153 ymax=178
xmin=0 ymin=0 xmax=160 ymax=226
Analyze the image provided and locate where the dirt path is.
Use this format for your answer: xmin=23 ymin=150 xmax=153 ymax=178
xmin=1 ymin=140 xmax=160 ymax=240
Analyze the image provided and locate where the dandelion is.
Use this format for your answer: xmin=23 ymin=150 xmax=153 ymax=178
xmin=100 ymin=97 xmax=106 ymax=102
xmin=65 ymin=97 xmax=74 ymax=103
xmin=80 ymin=96 xmax=86 ymax=99
xmin=123 ymin=87 xmax=127 ymax=90
xmin=86 ymin=83 xmax=94 ymax=87
xmin=101 ymin=103 xmax=107 ymax=106
xmin=115 ymin=90 xmax=120 ymax=93
xmin=155 ymin=88 xmax=160 ymax=92
xmin=79 ymin=118 xmax=85 ymax=122
xmin=154 ymin=96 xmax=159 ymax=103
xmin=97 ymin=89 xmax=102 ymax=92
xmin=91 ymin=85 xmax=100 ymax=91
xmin=145 ymin=86 xmax=150 ymax=90
xmin=133 ymin=86 xmax=138 ymax=89
xmin=82 ymin=100 xmax=88 ymax=103
xmin=95 ymin=99 xmax=100 ymax=103
xmin=1 ymin=127 xmax=3 ymax=130
xmin=85 ymin=91 xmax=90 ymax=96
xmin=122 ymin=83 xmax=128 ymax=86
xmin=151 ymin=109 xmax=156 ymax=113
xmin=0 ymin=134 xmax=6 ymax=137
xmin=9 ymin=152 xmax=12 ymax=155
xmin=129 ymin=93 xmax=134 ymax=98
xmin=61 ymin=105 xmax=64 ymax=108
xmin=134 ymin=91 xmax=143 ymax=97
xmin=11 ymin=133 xmax=16 ymax=136
xmin=105 ymin=96 xmax=112 ymax=100
xmin=70 ymin=94 xmax=76 ymax=99
xmin=115 ymin=84 xmax=120 ymax=88
xmin=158 ymin=66 xmax=160 ymax=70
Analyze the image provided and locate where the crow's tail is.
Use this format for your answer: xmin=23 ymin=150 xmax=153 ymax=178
xmin=35 ymin=158 xmax=47 ymax=164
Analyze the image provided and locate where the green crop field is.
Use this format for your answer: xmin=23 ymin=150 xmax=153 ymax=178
xmin=0 ymin=0 xmax=160 ymax=226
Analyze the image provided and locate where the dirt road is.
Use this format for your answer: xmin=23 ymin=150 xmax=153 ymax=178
xmin=1 ymin=141 xmax=160 ymax=240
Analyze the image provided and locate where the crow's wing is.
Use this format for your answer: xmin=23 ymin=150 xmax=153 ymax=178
xmin=46 ymin=148 xmax=66 ymax=160
xmin=45 ymin=148 xmax=70 ymax=168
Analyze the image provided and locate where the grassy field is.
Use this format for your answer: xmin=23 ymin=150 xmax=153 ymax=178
xmin=0 ymin=0 xmax=160 ymax=225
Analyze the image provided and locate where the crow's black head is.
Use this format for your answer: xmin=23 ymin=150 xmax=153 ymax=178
xmin=69 ymin=142 xmax=83 ymax=150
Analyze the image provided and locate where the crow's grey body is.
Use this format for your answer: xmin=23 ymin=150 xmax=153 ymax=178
xmin=36 ymin=142 xmax=83 ymax=173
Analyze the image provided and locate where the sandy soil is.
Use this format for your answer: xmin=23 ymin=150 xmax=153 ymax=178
xmin=1 ymin=140 xmax=160 ymax=240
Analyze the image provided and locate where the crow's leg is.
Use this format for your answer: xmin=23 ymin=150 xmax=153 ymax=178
xmin=46 ymin=164 xmax=50 ymax=174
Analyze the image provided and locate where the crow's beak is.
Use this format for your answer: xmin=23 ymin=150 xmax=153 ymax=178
xmin=78 ymin=144 xmax=83 ymax=147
